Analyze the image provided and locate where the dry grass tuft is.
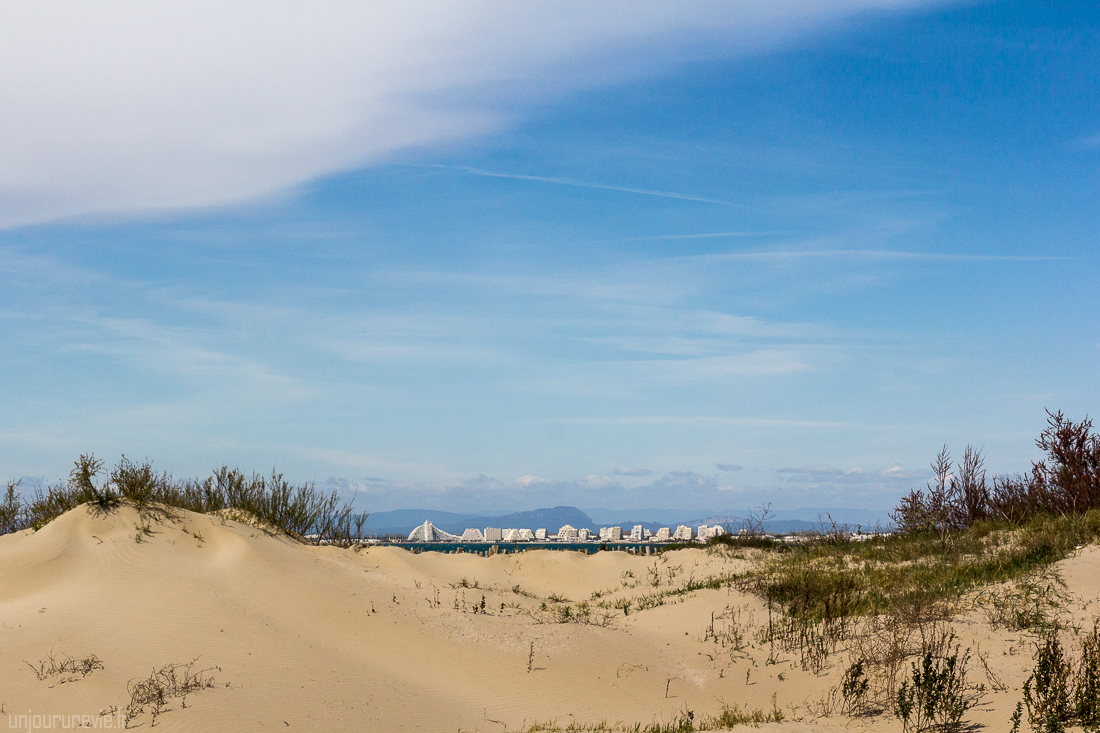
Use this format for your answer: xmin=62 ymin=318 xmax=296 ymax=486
xmin=25 ymin=652 xmax=103 ymax=686
xmin=125 ymin=659 xmax=220 ymax=727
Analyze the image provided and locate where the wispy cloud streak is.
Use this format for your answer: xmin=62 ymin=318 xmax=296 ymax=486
xmin=445 ymin=165 xmax=740 ymax=206
xmin=596 ymin=231 xmax=788 ymax=243
xmin=695 ymin=249 xmax=1066 ymax=263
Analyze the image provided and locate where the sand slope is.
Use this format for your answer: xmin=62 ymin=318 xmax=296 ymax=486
xmin=2 ymin=505 xmax=1099 ymax=731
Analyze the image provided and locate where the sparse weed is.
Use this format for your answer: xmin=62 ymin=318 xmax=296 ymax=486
xmin=534 ymin=601 xmax=615 ymax=627
xmin=702 ymin=605 xmax=753 ymax=659
xmin=125 ymin=659 xmax=219 ymax=727
xmin=134 ymin=520 xmax=154 ymax=543
xmin=25 ymin=652 xmax=103 ymax=685
xmin=514 ymin=701 xmax=782 ymax=732
xmin=632 ymin=593 xmax=666 ymax=613
xmin=453 ymin=577 xmax=481 ymax=590
xmin=978 ymin=567 xmax=1070 ymax=632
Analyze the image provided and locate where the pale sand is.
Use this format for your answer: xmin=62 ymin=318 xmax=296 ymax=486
xmin=1 ymin=504 xmax=1098 ymax=731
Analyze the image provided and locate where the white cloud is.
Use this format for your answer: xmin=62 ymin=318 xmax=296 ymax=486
xmin=613 ymin=466 xmax=652 ymax=476
xmin=652 ymin=470 xmax=717 ymax=491
xmin=1 ymin=0 xmax=946 ymax=227
xmin=515 ymin=474 xmax=550 ymax=486
xmin=776 ymin=464 xmax=927 ymax=484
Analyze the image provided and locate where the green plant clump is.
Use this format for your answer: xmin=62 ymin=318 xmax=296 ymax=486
xmin=1021 ymin=625 xmax=1100 ymax=733
xmin=2 ymin=454 xmax=368 ymax=545
xmin=894 ymin=642 xmax=977 ymax=733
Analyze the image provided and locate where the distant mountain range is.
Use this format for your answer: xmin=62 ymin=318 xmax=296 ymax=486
xmin=361 ymin=504 xmax=893 ymax=538
xmin=588 ymin=506 xmax=894 ymax=533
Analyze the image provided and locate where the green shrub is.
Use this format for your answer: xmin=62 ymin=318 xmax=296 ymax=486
xmin=1022 ymin=624 xmax=1100 ymax=733
xmin=1077 ymin=623 xmax=1100 ymax=730
xmin=894 ymin=639 xmax=977 ymax=733
xmin=841 ymin=658 xmax=871 ymax=716
xmin=3 ymin=454 xmax=367 ymax=545
xmin=1023 ymin=632 xmax=1072 ymax=733
xmin=894 ymin=411 xmax=1100 ymax=534
xmin=1 ymin=479 xmax=24 ymax=534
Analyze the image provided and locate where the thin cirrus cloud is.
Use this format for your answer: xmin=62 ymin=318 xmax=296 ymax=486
xmin=0 ymin=0 xmax=949 ymax=227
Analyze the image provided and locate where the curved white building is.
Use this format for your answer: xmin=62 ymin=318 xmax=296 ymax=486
xmin=408 ymin=520 xmax=460 ymax=542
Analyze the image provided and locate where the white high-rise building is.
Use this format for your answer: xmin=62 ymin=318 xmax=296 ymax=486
xmin=460 ymin=528 xmax=484 ymax=541
xmin=655 ymin=527 xmax=671 ymax=541
xmin=535 ymin=528 xmax=547 ymax=540
xmin=608 ymin=526 xmax=622 ymax=541
xmin=673 ymin=525 xmax=693 ymax=541
xmin=577 ymin=528 xmax=590 ymax=541
xmin=629 ymin=525 xmax=644 ymax=541
xmin=557 ymin=524 xmax=578 ymax=541
xmin=484 ymin=527 xmax=503 ymax=542
xmin=696 ymin=524 xmax=726 ymax=541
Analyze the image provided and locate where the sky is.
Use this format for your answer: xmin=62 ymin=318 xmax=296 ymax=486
xmin=2 ymin=1 xmax=1098 ymax=516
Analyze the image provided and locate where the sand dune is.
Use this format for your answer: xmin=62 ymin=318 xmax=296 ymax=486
xmin=2 ymin=504 xmax=1098 ymax=731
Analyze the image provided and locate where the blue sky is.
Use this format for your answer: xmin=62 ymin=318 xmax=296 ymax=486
xmin=1 ymin=1 xmax=1098 ymax=515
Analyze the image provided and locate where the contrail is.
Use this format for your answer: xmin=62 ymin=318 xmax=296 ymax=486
xmin=441 ymin=165 xmax=740 ymax=206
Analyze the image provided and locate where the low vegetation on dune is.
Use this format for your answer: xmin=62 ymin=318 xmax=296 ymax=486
xmin=664 ymin=410 xmax=1100 ymax=732
xmin=515 ymin=410 xmax=1100 ymax=732
xmin=516 ymin=700 xmax=786 ymax=733
xmin=4 ymin=410 xmax=1100 ymax=731
xmin=725 ymin=411 xmax=1100 ymax=624
xmin=1 ymin=454 xmax=367 ymax=545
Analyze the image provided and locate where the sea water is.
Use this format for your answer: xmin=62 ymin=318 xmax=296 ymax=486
xmin=373 ymin=541 xmax=670 ymax=555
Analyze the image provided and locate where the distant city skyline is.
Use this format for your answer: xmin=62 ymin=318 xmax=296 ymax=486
xmin=403 ymin=518 xmax=726 ymax=543
xmin=2 ymin=2 xmax=1098 ymax=514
